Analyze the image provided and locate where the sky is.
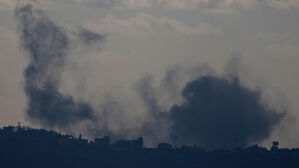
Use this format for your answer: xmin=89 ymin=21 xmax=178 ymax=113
xmin=0 ymin=0 xmax=299 ymax=148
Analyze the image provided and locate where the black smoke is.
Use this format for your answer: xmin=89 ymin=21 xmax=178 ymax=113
xmin=15 ymin=4 xmax=100 ymax=129
xmin=169 ymin=75 xmax=284 ymax=149
xmin=15 ymin=3 xmax=285 ymax=148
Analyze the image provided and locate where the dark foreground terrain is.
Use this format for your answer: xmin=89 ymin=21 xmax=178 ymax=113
xmin=0 ymin=125 xmax=298 ymax=168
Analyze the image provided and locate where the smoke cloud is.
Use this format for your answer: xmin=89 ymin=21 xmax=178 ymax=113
xmin=169 ymin=75 xmax=285 ymax=149
xmin=15 ymin=3 xmax=102 ymax=129
xmin=136 ymin=75 xmax=171 ymax=144
xmin=14 ymin=2 xmax=285 ymax=149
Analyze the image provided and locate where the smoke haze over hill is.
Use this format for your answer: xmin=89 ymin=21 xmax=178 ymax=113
xmin=6 ymin=1 xmax=291 ymax=149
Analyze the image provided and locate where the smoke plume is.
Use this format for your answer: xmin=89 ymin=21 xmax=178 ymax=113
xmin=136 ymin=75 xmax=171 ymax=144
xmin=15 ymin=4 xmax=103 ymax=129
xmin=15 ymin=2 xmax=285 ymax=149
xmin=169 ymin=75 xmax=284 ymax=149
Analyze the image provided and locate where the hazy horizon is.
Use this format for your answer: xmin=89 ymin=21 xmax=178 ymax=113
xmin=1 ymin=0 xmax=299 ymax=149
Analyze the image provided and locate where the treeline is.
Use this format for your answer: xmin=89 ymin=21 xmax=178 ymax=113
xmin=0 ymin=125 xmax=299 ymax=168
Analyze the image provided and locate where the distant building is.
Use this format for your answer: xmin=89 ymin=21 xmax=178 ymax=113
xmin=158 ymin=143 xmax=172 ymax=150
xmin=95 ymin=136 xmax=110 ymax=146
xmin=181 ymin=145 xmax=193 ymax=150
xmin=113 ymin=137 xmax=143 ymax=151
xmin=76 ymin=134 xmax=88 ymax=144
xmin=271 ymin=141 xmax=279 ymax=151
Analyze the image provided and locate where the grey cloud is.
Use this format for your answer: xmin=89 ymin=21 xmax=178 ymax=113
xmin=93 ymin=0 xmax=122 ymax=7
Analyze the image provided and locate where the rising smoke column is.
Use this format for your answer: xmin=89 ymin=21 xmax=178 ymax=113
xmin=169 ymin=75 xmax=285 ymax=149
xmin=15 ymin=4 xmax=102 ymax=129
xmin=136 ymin=75 xmax=171 ymax=144
xmin=15 ymin=3 xmax=285 ymax=148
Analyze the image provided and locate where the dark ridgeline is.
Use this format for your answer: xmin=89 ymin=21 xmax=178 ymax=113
xmin=0 ymin=125 xmax=299 ymax=168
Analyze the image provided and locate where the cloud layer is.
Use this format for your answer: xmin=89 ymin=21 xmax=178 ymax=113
xmin=85 ymin=13 xmax=222 ymax=37
xmin=3 ymin=0 xmax=299 ymax=12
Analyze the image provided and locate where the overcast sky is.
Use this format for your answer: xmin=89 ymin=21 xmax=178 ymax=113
xmin=1 ymin=0 xmax=299 ymax=148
